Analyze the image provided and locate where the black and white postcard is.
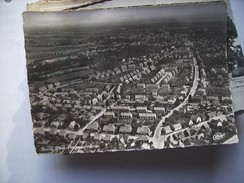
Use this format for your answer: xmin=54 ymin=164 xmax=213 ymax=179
xmin=23 ymin=1 xmax=238 ymax=154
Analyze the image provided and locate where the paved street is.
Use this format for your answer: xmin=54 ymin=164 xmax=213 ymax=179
xmin=152 ymin=57 xmax=199 ymax=149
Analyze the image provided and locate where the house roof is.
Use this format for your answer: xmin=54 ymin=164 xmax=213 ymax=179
xmin=68 ymin=133 xmax=76 ymax=139
xmin=103 ymin=124 xmax=116 ymax=132
xmin=94 ymin=134 xmax=102 ymax=141
xmin=136 ymin=106 xmax=147 ymax=110
xmin=68 ymin=121 xmax=77 ymax=129
xmin=137 ymin=126 xmax=151 ymax=135
xmin=163 ymin=126 xmax=172 ymax=134
xmin=208 ymin=111 xmax=217 ymax=117
xmin=139 ymin=113 xmax=157 ymax=118
xmin=51 ymin=121 xmax=60 ymax=128
xmin=121 ymin=112 xmax=133 ymax=117
xmin=103 ymin=134 xmax=113 ymax=141
xmin=82 ymin=132 xmax=89 ymax=139
xmin=183 ymin=129 xmax=191 ymax=136
xmin=86 ymin=122 xmax=100 ymax=131
xmin=136 ymin=135 xmax=149 ymax=141
xmin=50 ymin=128 xmax=58 ymax=135
xmin=119 ymin=125 xmax=132 ymax=133
xmin=34 ymin=128 xmax=45 ymax=135
xmin=104 ymin=112 xmax=115 ymax=116
xmin=173 ymin=123 xmax=182 ymax=130
xmin=191 ymin=115 xmax=198 ymax=121
xmin=59 ymin=130 xmax=68 ymax=137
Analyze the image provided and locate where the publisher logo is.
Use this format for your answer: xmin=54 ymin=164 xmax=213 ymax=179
xmin=213 ymin=133 xmax=225 ymax=141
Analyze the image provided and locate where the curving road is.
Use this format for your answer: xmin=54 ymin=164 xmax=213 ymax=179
xmin=152 ymin=57 xmax=199 ymax=149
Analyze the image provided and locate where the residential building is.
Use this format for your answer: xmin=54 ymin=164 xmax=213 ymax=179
xmin=93 ymin=134 xmax=102 ymax=141
xmin=137 ymin=83 xmax=146 ymax=89
xmin=86 ymin=121 xmax=100 ymax=131
xmin=154 ymin=107 xmax=165 ymax=114
xmin=121 ymin=112 xmax=133 ymax=119
xmin=103 ymin=124 xmax=116 ymax=133
xmin=136 ymin=106 xmax=148 ymax=113
xmin=146 ymin=84 xmax=159 ymax=90
xmin=111 ymin=106 xmax=130 ymax=112
xmin=162 ymin=126 xmax=172 ymax=134
xmin=172 ymin=123 xmax=182 ymax=131
xmin=139 ymin=113 xmax=157 ymax=120
xmin=103 ymin=112 xmax=115 ymax=118
xmin=137 ymin=126 xmax=151 ymax=135
xmin=135 ymin=95 xmax=147 ymax=101
xmin=119 ymin=125 xmax=132 ymax=133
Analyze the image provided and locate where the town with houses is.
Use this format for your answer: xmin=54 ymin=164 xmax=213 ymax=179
xmin=24 ymin=6 xmax=238 ymax=154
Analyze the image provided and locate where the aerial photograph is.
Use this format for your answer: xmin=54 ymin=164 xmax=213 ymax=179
xmin=23 ymin=1 xmax=238 ymax=154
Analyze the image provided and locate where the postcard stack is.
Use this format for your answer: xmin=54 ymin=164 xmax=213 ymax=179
xmin=23 ymin=0 xmax=244 ymax=154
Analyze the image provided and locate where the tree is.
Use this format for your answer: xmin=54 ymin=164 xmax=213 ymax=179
xmin=188 ymin=95 xmax=193 ymax=103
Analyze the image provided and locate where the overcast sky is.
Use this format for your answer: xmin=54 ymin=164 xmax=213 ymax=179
xmin=23 ymin=2 xmax=226 ymax=28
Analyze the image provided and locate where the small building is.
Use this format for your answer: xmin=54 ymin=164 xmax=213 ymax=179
xmin=92 ymin=98 xmax=98 ymax=105
xmin=68 ymin=133 xmax=77 ymax=140
xmin=152 ymin=92 xmax=158 ymax=96
xmin=120 ymin=77 xmax=124 ymax=82
xmin=86 ymin=122 xmax=100 ymax=131
xmin=183 ymin=129 xmax=191 ymax=137
xmin=92 ymin=106 xmax=102 ymax=110
xmin=188 ymin=119 xmax=194 ymax=126
xmin=150 ymin=65 xmax=156 ymax=71
xmin=121 ymin=112 xmax=133 ymax=119
xmin=207 ymin=96 xmax=219 ymax=101
xmin=55 ymin=103 xmax=63 ymax=108
xmin=102 ymin=124 xmax=116 ymax=133
xmin=172 ymin=123 xmax=182 ymax=131
xmin=146 ymin=84 xmax=159 ymax=90
xmin=135 ymin=95 xmax=147 ymax=101
xmin=161 ymin=84 xmax=171 ymax=91
xmin=128 ymin=64 xmax=136 ymax=70
xmin=191 ymin=115 xmax=201 ymax=123
xmin=103 ymin=134 xmax=114 ymax=142
xmin=34 ymin=127 xmax=45 ymax=135
xmin=136 ymin=106 xmax=148 ymax=113
xmin=121 ymin=65 xmax=128 ymax=72
xmin=54 ymin=82 xmax=61 ymax=87
xmin=82 ymin=132 xmax=89 ymax=140
xmin=50 ymin=128 xmax=58 ymax=135
xmin=39 ymin=86 xmax=47 ymax=92
xmin=136 ymin=135 xmax=149 ymax=142
xmin=74 ymin=104 xmax=82 ymax=109
xmin=47 ymin=84 xmax=54 ymax=89
xmin=137 ymin=83 xmax=146 ymax=89
xmin=58 ymin=130 xmax=68 ymax=138
xmin=162 ymin=126 xmax=172 ymax=134
xmin=86 ymin=88 xmax=99 ymax=93
xmin=197 ymin=133 xmax=205 ymax=140
xmin=103 ymin=112 xmax=115 ymax=118
xmin=119 ymin=125 xmax=133 ymax=133
xmin=114 ymin=67 xmax=121 ymax=74
xmin=125 ymin=95 xmax=131 ymax=99
xmin=111 ymin=106 xmax=130 ymax=112
xmin=139 ymin=113 xmax=157 ymax=120
xmin=168 ymin=97 xmax=176 ymax=104
xmin=137 ymin=126 xmax=151 ymax=135
xmin=64 ymin=104 xmax=72 ymax=109
xmin=93 ymin=134 xmax=102 ymax=141
xmin=154 ymin=107 xmax=165 ymax=114
xmin=50 ymin=121 xmax=60 ymax=128
xmin=68 ymin=121 xmax=80 ymax=129
xmin=222 ymin=97 xmax=232 ymax=103
xmin=207 ymin=111 xmax=217 ymax=118
xmin=217 ymin=121 xmax=223 ymax=127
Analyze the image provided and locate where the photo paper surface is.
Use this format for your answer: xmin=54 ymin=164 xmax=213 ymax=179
xmin=23 ymin=1 xmax=238 ymax=154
